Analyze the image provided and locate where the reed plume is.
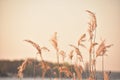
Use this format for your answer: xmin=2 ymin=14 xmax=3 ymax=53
xmin=50 ymin=32 xmax=59 ymax=65
xmin=96 ymin=40 xmax=113 ymax=57
xmin=96 ymin=40 xmax=113 ymax=79
xmin=86 ymin=10 xmax=97 ymax=41
xmin=24 ymin=39 xmax=50 ymax=80
xmin=24 ymin=39 xmax=49 ymax=60
xmin=24 ymin=40 xmax=41 ymax=54
xmin=24 ymin=40 xmax=50 ymax=54
xmin=50 ymin=32 xmax=58 ymax=51
xmin=86 ymin=10 xmax=97 ymax=32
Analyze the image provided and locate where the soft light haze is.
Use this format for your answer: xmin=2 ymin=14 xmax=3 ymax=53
xmin=0 ymin=0 xmax=120 ymax=71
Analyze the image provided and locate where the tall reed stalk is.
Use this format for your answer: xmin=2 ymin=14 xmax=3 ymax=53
xmin=50 ymin=32 xmax=62 ymax=80
xmin=102 ymin=55 xmax=104 ymax=79
xmin=96 ymin=40 xmax=113 ymax=80
xmin=24 ymin=40 xmax=50 ymax=80
xmin=69 ymin=35 xmax=85 ymax=80
xmin=86 ymin=10 xmax=97 ymax=79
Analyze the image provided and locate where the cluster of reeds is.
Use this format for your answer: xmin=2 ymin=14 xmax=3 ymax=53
xmin=17 ymin=10 xmax=112 ymax=80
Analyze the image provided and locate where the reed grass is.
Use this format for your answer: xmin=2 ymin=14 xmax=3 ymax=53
xmin=17 ymin=10 xmax=113 ymax=80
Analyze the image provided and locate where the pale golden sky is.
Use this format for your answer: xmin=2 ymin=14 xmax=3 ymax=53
xmin=0 ymin=0 xmax=120 ymax=71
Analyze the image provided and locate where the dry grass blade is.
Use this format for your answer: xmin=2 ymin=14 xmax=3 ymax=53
xmin=58 ymin=66 xmax=72 ymax=77
xmin=69 ymin=44 xmax=83 ymax=60
xmin=41 ymin=47 xmax=50 ymax=52
xmin=59 ymin=50 xmax=65 ymax=57
xmin=79 ymin=43 xmax=86 ymax=48
xmin=78 ymin=34 xmax=86 ymax=45
xmin=69 ymin=44 xmax=77 ymax=51
xmin=69 ymin=50 xmax=74 ymax=60
xmin=39 ymin=61 xmax=50 ymax=80
xmin=24 ymin=40 xmax=41 ymax=54
xmin=80 ymin=34 xmax=86 ymax=41
xmin=42 ymin=61 xmax=50 ymax=80
xmin=50 ymin=40 xmax=58 ymax=51
xmin=96 ymin=40 xmax=105 ymax=57
xmin=17 ymin=58 xmax=33 ymax=78
xmin=88 ymin=28 xmax=93 ymax=40
xmin=106 ymin=44 xmax=113 ymax=48
xmin=78 ymin=34 xmax=86 ymax=48
xmin=89 ymin=42 xmax=98 ymax=54
xmin=52 ymin=32 xmax=57 ymax=42
xmin=39 ymin=61 xmax=50 ymax=70
xmin=50 ymin=32 xmax=58 ymax=51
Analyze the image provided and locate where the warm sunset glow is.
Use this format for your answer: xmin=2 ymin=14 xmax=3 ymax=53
xmin=0 ymin=0 xmax=120 ymax=72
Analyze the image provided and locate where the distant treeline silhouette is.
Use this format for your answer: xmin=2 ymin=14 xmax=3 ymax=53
xmin=0 ymin=60 xmax=71 ymax=78
xmin=0 ymin=60 xmax=120 ymax=79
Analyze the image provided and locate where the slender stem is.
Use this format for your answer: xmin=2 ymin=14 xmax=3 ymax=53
xmin=70 ymin=59 xmax=73 ymax=80
xmin=33 ymin=53 xmax=37 ymax=80
xmin=39 ymin=53 xmax=44 ymax=62
xmin=49 ymin=69 xmax=52 ymax=80
xmin=89 ymin=40 xmax=92 ymax=76
xmin=102 ymin=56 xmax=104 ymax=80
xmin=33 ymin=59 xmax=36 ymax=80
xmin=42 ymin=70 xmax=46 ymax=80
xmin=56 ymin=51 xmax=59 ymax=66
xmin=56 ymin=50 xmax=61 ymax=80
xmin=93 ymin=28 xmax=97 ymax=79
xmin=39 ymin=53 xmax=46 ymax=80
